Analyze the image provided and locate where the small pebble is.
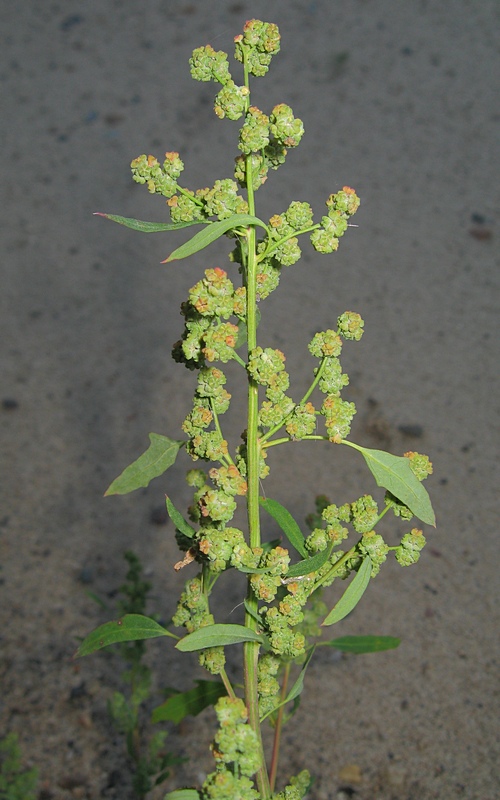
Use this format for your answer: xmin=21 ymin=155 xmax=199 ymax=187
xmin=150 ymin=505 xmax=168 ymax=525
xmin=338 ymin=763 xmax=362 ymax=784
xmin=398 ymin=423 xmax=423 ymax=438
xmin=2 ymin=398 xmax=19 ymax=410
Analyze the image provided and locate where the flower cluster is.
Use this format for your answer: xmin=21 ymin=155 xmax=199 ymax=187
xmin=233 ymin=103 xmax=304 ymax=193
xmin=247 ymin=347 xmax=290 ymax=402
xmin=257 ymin=653 xmax=281 ymax=717
xmin=199 ymin=179 xmax=249 ymax=220
xmin=234 ymin=19 xmax=281 ymax=77
xmin=202 ymin=696 xmax=261 ymax=799
xmin=189 ymin=44 xmax=232 ymax=84
xmin=258 ymin=201 xmax=314 ymax=269
xmin=350 ymin=494 xmax=379 ymax=534
xmin=395 ymin=528 xmax=426 ymax=566
xmin=284 ymin=402 xmax=317 ymax=441
xmin=321 ymin=395 xmax=356 ymax=443
xmin=273 ymin=770 xmax=311 ymax=800
xmin=337 ymin=311 xmax=365 ymax=341
xmin=130 ymin=152 xmax=184 ymax=199
xmin=173 ymin=268 xmax=243 ymax=371
xmin=306 ymin=502 xmax=350 ymax=552
xmin=307 ymin=323 xmax=363 ymax=442
xmin=359 ymin=531 xmax=389 ymax=576
xmin=310 ymin=186 xmax=360 ymax=253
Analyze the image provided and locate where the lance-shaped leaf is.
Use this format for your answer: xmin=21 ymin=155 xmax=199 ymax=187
xmin=260 ymin=647 xmax=316 ymax=722
xmin=166 ymin=496 xmax=196 ymax=539
xmin=164 ymin=791 xmax=200 ymax=800
xmin=287 ymin=546 xmax=332 ymax=579
xmin=342 ymin=442 xmax=435 ymax=526
xmin=74 ymin=614 xmax=176 ymax=658
xmin=162 ymin=214 xmax=268 ymax=262
xmin=93 ymin=212 xmax=203 ymax=233
xmin=260 ymin=497 xmax=307 ymax=557
xmin=323 ymin=635 xmax=400 ymax=654
xmin=152 ymin=680 xmax=226 ymax=724
xmin=105 ymin=434 xmax=184 ymax=496
xmin=176 ymin=624 xmax=265 ymax=652
xmin=322 ymin=556 xmax=372 ymax=626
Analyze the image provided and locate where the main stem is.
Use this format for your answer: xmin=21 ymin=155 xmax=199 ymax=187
xmin=243 ymin=160 xmax=271 ymax=798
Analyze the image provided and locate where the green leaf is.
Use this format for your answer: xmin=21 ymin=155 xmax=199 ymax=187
xmin=259 ymin=497 xmax=307 ymax=558
xmin=322 ymin=556 xmax=372 ymax=626
xmin=166 ymin=496 xmax=196 ymax=539
xmin=287 ymin=546 xmax=332 ymax=578
xmin=152 ymin=680 xmax=226 ymax=724
xmin=162 ymin=214 xmax=268 ymax=262
xmin=324 ymin=635 xmax=401 ymax=654
xmin=176 ymin=624 xmax=265 ymax=652
xmin=261 ymin=647 xmax=315 ymax=722
xmin=93 ymin=212 xmax=202 ymax=233
xmin=283 ymin=647 xmax=315 ymax=704
xmin=105 ymin=434 xmax=184 ymax=495
xmin=342 ymin=442 xmax=435 ymax=526
xmin=164 ymin=791 xmax=200 ymax=800
xmin=74 ymin=614 xmax=176 ymax=658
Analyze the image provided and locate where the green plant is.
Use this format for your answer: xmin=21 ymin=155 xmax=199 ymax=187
xmin=107 ymin=551 xmax=181 ymax=798
xmin=0 ymin=734 xmax=38 ymax=800
xmin=76 ymin=20 xmax=435 ymax=799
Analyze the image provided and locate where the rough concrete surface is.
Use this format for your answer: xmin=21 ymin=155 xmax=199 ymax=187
xmin=1 ymin=2 xmax=498 ymax=799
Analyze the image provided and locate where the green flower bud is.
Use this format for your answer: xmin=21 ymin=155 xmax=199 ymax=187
xmin=167 ymin=192 xmax=205 ymax=223
xmin=285 ymin=402 xmax=317 ymax=440
xmin=350 ymin=494 xmax=379 ymax=534
xmin=404 ymin=451 xmax=433 ymax=481
xmin=310 ymin=216 xmax=341 ymax=254
xmin=234 ymin=20 xmax=280 ymax=77
xmin=247 ymin=347 xmax=287 ymax=385
xmin=259 ymin=396 xmax=295 ymax=429
xmin=326 ymin=186 xmax=360 ymax=216
xmin=337 ymin=311 xmax=364 ymax=341
xmin=255 ymin=258 xmax=281 ymax=300
xmin=269 ymin=104 xmax=304 ymax=148
xmin=305 ymin=528 xmax=329 ymax=554
xmin=203 ymin=179 xmax=249 ymax=219
xmin=187 ymin=430 xmax=229 ymax=462
xmin=198 ymin=488 xmax=237 ymax=524
xmin=182 ymin=401 xmax=213 ymax=437
xmin=189 ymin=45 xmax=231 ymax=84
xmin=198 ymin=526 xmax=245 ymax=571
xmin=199 ymin=645 xmax=226 ymax=675
xmin=308 ymin=330 xmax=343 ymax=358
xmin=285 ymin=201 xmax=314 ymax=230
xmin=209 ymin=464 xmax=247 ymax=496
xmin=317 ymin=357 xmax=349 ymax=395
xmin=395 ymin=528 xmax=426 ymax=566
xmin=250 ymin=572 xmax=282 ymax=602
xmin=321 ymin=395 xmax=356 ymax=442
xmin=213 ymin=79 xmax=249 ymax=120
xmin=385 ymin=491 xmax=414 ymax=520
xmin=130 ymin=153 xmax=179 ymax=198
xmin=359 ymin=531 xmax=389 ymax=576
xmin=186 ymin=468 xmax=207 ymax=489
xmin=189 ymin=267 xmax=236 ymax=319
xmin=234 ymin=152 xmax=269 ymax=190
xmin=239 ymin=106 xmax=270 ymax=154
xmin=263 ymin=140 xmax=288 ymax=169
xmin=202 ymin=322 xmax=239 ymax=363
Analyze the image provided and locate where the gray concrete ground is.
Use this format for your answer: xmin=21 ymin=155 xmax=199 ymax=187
xmin=1 ymin=2 xmax=499 ymax=798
